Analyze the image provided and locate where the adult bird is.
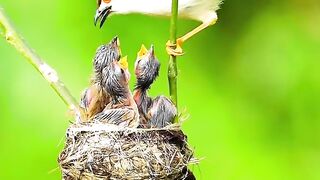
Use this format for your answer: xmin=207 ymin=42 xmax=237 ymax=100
xmin=93 ymin=56 xmax=140 ymax=128
xmin=80 ymin=37 xmax=122 ymax=121
xmin=94 ymin=0 xmax=223 ymax=56
xmin=133 ymin=45 xmax=177 ymax=128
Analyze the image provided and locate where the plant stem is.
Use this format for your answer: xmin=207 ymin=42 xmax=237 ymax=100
xmin=168 ymin=0 xmax=179 ymax=122
xmin=0 ymin=8 xmax=79 ymax=115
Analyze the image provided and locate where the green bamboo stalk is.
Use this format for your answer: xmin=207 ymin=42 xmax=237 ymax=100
xmin=168 ymin=0 xmax=179 ymax=122
xmin=0 ymin=7 xmax=79 ymax=115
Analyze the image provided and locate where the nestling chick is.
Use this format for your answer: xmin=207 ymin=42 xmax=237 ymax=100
xmin=133 ymin=45 xmax=177 ymax=128
xmin=80 ymin=37 xmax=122 ymax=121
xmin=95 ymin=0 xmax=223 ymax=56
xmin=93 ymin=56 xmax=140 ymax=128
xmin=133 ymin=45 xmax=159 ymax=125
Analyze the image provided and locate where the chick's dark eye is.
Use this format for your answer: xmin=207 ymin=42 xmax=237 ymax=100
xmin=121 ymin=69 xmax=124 ymax=74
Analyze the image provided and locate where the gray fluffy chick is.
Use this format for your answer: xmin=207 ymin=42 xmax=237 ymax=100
xmin=133 ymin=45 xmax=177 ymax=128
xmin=80 ymin=37 xmax=122 ymax=121
xmin=93 ymin=56 xmax=139 ymax=128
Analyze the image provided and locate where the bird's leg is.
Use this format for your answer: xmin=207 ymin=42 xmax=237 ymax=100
xmin=166 ymin=39 xmax=184 ymax=56
xmin=166 ymin=16 xmax=218 ymax=56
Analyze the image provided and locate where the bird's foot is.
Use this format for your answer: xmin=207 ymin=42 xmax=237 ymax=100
xmin=166 ymin=38 xmax=184 ymax=56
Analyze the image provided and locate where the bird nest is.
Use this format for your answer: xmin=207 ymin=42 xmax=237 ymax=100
xmin=58 ymin=122 xmax=196 ymax=179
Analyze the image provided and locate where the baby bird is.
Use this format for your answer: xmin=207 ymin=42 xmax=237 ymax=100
xmin=133 ymin=45 xmax=159 ymax=126
xmin=93 ymin=56 xmax=140 ymax=128
xmin=80 ymin=37 xmax=122 ymax=121
xmin=94 ymin=0 xmax=223 ymax=56
xmin=133 ymin=45 xmax=177 ymax=128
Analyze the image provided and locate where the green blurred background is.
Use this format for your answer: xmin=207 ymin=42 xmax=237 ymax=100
xmin=1 ymin=0 xmax=320 ymax=179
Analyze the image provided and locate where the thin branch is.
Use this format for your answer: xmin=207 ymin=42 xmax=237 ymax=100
xmin=0 ymin=7 xmax=79 ymax=115
xmin=168 ymin=0 xmax=179 ymax=122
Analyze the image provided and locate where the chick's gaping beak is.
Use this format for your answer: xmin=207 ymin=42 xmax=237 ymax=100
xmin=94 ymin=5 xmax=112 ymax=28
xmin=138 ymin=44 xmax=148 ymax=58
xmin=118 ymin=56 xmax=131 ymax=82
xmin=119 ymin=56 xmax=128 ymax=70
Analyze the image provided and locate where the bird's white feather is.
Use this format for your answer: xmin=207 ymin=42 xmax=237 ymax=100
xmin=111 ymin=0 xmax=222 ymax=22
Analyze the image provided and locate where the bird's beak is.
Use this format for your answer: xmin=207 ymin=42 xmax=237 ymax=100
xmin=148 ymin=45 xmax=155 ymax=59
xmin=111 ymin=36 xmax=122 ymax=57
xmin=138 ymin=44 xmax=148 ymax=58
xmin=119 ymin=56 xmax=128 ymax=70
xmin=94 ymin=5 xmax=112 ymax=28
xmin=111 ymin=36 xmax=120 ymax=47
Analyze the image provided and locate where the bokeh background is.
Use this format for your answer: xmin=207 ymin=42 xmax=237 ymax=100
xmin=1 ymin=0 xmax=320 ymax=179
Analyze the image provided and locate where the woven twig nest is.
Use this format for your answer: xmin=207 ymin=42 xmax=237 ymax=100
xmin=58 ymin=122 xmax=196 ymax=179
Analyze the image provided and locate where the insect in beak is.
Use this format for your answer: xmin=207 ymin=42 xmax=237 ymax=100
xmin=94 ymin=5 xmax=112 ymax=28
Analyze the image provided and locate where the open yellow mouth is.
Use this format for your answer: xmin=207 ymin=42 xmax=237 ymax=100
xmin=138 ymin=44 xmax=148 ymax=58
xmin=119 ymin=56 xmax=128 ymax=69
